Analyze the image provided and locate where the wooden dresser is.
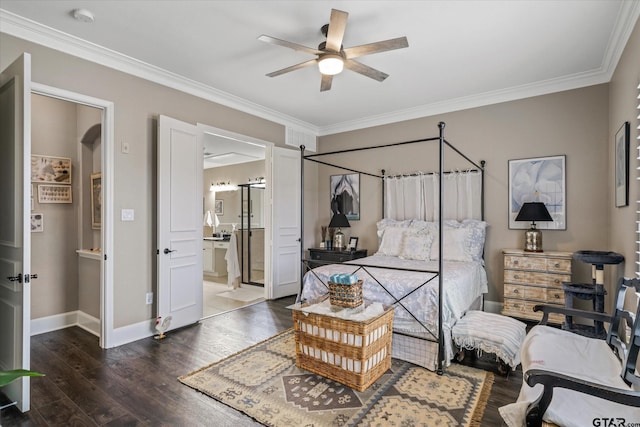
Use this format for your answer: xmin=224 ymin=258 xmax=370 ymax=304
xmin=502 ymin=249 xmax=573 ymax=324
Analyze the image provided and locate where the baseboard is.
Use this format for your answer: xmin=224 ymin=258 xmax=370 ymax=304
xmin=483 ymin=300 xmax=502 ymax=314
xmin=31 ymin=310 xmax=99 ymax=337
xmin=108 ymin=319 xmax=156 ymax=348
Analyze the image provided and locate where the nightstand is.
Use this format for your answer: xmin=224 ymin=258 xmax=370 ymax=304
xmin=502 ymin=249 xmax=572 ymax=324
xmin=306 ymin=248 xmax=368 ymax=269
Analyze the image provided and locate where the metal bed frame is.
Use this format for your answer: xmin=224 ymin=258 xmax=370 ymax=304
xmin=298 ymin=122 xmax=485 ymax=374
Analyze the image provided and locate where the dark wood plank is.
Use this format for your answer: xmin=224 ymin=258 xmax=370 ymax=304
xmin=0 ymin=297 xmax=522 ymax=426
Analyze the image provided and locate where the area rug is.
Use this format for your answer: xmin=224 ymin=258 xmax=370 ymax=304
xmin=179 ymin=329 xmax=493 ymax=426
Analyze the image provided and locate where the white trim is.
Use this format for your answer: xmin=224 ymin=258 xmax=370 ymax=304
xmin=30 ymin=82 xmax=115 ymax=349
xmin=110 ymin=319 xmax=157 ymax=348
xmin=30 ymin=310 xmax=99 ymax=338
xmin=3 ymin=3 xmax=638 ymax=137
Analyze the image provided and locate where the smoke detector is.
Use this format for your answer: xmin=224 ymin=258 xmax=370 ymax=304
xmin=72 ymin=8 xmax=95 ymax=23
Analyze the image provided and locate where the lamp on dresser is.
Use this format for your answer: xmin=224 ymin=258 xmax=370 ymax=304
xmin=329 ymin=213 xmax=350 ymax=250
xmin=515 ymin=202 xmax=553 ymax=252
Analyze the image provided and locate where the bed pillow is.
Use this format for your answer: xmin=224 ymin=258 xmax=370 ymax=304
xmin=461 ymin=220 xmax=487 ymax=261
xmin=377 ymin=227 xmax=408 ymax=256
xmin=429 ymin=227 xmax=473 ymax=262
xmin=399 ymin=229 xmax=434 ymax=261
xmin=376 ymin=218 xmax=413 ymax=240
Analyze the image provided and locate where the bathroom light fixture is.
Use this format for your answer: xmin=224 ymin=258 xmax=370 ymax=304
xmin=210 ymin=181 xmax=237 ymax=192
xmin=318 ymin=54 xmax=344 ymax=75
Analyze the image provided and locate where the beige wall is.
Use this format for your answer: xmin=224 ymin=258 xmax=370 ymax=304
xmin=609 ymin=17 xmax=640 ymax=280
xmin=315 ymin=86 xmax=611 ymax=303
xmin=1 ymin=34 xmax=287 ymax=329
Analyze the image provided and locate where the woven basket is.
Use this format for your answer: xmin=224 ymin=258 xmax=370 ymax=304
xmin=293 ymin=303 xmax=394 ymax=391
xmin=329 ymin=280 xmax=363 ymax=308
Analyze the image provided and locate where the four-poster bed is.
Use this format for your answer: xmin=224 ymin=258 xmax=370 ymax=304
xmin=298 ymin=122 xmax=487 ymax=374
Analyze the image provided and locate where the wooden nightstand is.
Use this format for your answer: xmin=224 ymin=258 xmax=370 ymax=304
xmin=502 ymin=249 xmax=572 ymax=324
xmin=306 ymin=248 xmax=368 ymax=269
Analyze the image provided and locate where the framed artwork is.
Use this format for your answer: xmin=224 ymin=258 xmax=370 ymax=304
xmin=38 ymin=184 xmax=72 ymax=204
xmin=330 ymin=173 xmax=360 ymax=220
xmin=30 ymin=213 xmax=43 ymax=233
xmin=214 ymin=199 xmax=224 ymax=215
xmin=615 ymin=121 xmax=630 ymax=207
xmin=91 ymin=173 xmax=102 ymax=229
xmin=508 ymin=155 xmax=566 ymax=230
xmin=348 ymin=236 xmax=359 ymax=250
xmin=31 ymin=155 xmax=72 ymax=184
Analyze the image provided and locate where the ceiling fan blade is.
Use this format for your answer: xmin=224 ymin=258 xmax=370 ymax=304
xmin=266 ymin=59 xmax=317 ymax=77
xmin=325 ymin=9 xmax=348 ymax=52
xmin=343 ymin=37 xmax=409 ymax=59
xmin=258 ymin=35 xmax=321 ymax=56
xmin=320 ymin=74 xmax=333 ymax=92
xmin=344 ymin=60 xmax=389 ymax=82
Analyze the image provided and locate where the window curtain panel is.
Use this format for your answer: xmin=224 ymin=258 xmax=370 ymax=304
xmin=384 ymin=170 xmax=481 ymax=221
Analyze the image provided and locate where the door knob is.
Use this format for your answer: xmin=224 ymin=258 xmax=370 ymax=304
xmin=7 ymin=273 xmax=22 ymax=283
xmin=163 ymin=248 xmax=176 ymax=254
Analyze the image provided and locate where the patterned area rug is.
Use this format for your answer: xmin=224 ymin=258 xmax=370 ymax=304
xmin=179 ymin=329 xmax=493 ymax=426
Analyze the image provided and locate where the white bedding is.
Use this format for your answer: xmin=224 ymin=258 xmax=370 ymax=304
xmin=300 ymin=254 xmax=488 ymax=336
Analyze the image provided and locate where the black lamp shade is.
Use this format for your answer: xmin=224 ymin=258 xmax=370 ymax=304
xmin=515 ymin=202 xmax=553 ymax=222
xmin=329 ymin=213 xmax=351 ymax=228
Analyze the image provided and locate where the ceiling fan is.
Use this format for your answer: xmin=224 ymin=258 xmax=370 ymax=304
xmin=258 ymin=8 xmax=409 ymax=92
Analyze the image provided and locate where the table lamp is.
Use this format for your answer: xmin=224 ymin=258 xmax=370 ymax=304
xmin=515 ymin=202 xmax=553 ymax=252
xmin=329 ymin=213 xmax=350 ymax=250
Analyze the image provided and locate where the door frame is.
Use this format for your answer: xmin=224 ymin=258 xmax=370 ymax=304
xmin=31 ymin=82 xmax=115 ymax=348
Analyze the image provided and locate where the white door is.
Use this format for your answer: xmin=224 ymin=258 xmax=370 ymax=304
xmin=157 ymin=115 xmax=203 ymax=330
xmin=0 ymin=53 xmax=32 ymax=412
xmin=270 ymin=146 xmax=300 ymax=299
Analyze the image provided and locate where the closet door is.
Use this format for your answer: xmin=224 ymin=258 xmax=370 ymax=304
xmin=0 ymin=53 xmax=33 ymax=412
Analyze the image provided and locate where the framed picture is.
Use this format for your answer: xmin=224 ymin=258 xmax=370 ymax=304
xmin=330 ymin=173 xmax=360 ymax=220
xmin=37 ymin=184 xmax=72 ymax=204
xmin=30 ymin=213 xmax=43 ymax=233
xmin=348 ymin=236 xmax=359 ymax=250
xmin=91 ymin=173 xmax=102 ymax=229
xmin=31 ymin=154 xmax=72 ymax=184
xmin=615 ymin=121 xmax=630 ymax=207
xmin=508 ymin=155 xmax=566 ymax=230
xmin=214 ymin=199 xmax=224 ymax=215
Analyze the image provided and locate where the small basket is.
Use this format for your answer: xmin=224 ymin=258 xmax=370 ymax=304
xmin=329 ymin=280 xmax=363 ymax=308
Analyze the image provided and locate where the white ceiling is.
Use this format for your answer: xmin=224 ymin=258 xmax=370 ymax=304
xmin=1 ymin=0 xmax=638 ymax=140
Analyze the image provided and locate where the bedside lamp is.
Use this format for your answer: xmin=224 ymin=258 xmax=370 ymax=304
xmin=329 ymin=213 xmax=350 ymax=250
xmin=515 ymin=202 xmax=553 ymax=252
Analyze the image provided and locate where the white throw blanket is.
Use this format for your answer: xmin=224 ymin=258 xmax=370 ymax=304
xmin=499 ymin=325 xmax=640 ymax=427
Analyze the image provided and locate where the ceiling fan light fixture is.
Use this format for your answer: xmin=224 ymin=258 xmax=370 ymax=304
xmin=318 ymin=54 xmax=344 ymax=75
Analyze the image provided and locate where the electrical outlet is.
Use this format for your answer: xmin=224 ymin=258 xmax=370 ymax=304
xmin=146 ymin=292 xmax=153 ymax=305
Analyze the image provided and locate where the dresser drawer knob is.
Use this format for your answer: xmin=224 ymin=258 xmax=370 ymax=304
xmin=554 ymin=263 xmax=560 ymax=268
xmin=513 ymin=260 xmax=519 ymax=265
xmin=554 ymin=279 xmax=560 ymax=283
xmin=554 ymin=294 xmax=560 ymax=299
xmin=514 ymin=274 xmax=520 ymax=279
xmin=513 ymin=304 xmax=520 ymax=308
xmin=513 ymin=289 xmax=519 ymax=294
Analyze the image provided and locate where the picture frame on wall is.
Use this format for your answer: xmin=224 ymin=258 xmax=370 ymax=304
xmin=508 ymin=155 xmax=566 ymax=230
xmin=615 ymin=121 xmax=630 ymax=207
xmin=30 ymin=213 xmax=43 ymax=233
xmin=91 ymin=173 xmax=102 ymax=229
xmin=31 ymin=154 xmax=72 ymax=184
xmin=37 ymin=184 xmax=72 ymax=204
xmin=214 ymin=199 xmax=224 ymax=215
xmin=330 ymin=173 xmax=360 ymax=220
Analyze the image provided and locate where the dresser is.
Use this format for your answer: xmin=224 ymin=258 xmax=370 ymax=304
xmin=306 ymin=248 xmax=368 ymax=269
xmin=502 ymin=249 xmax=572 ymax=324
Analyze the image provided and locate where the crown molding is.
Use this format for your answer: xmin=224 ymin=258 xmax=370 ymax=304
xmin=0 ymin=9 xmax=319 ymax=136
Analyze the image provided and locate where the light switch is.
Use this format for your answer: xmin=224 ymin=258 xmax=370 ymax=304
xmin=121 ymin=209 xmax=135 ymax=221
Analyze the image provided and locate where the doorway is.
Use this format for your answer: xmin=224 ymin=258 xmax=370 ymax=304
xmin=30 ymin=83 xmax=114 ymax=349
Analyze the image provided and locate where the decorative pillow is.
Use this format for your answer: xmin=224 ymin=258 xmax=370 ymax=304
xmin=429 ymin=228 xmax=473 ymax=262
xmin=376 ymin=218 xmax=413 ymax=239
xmin=461 ymin=220 xmax=488 ymax=261
xmin=377 ymin=227 xmax=408 ymax=256
xmin=399 ymin=229 xmax=434 ymax=261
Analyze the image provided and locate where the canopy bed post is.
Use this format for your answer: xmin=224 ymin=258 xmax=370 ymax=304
xmin=437 ymin=121 xmax=445 ymax=374
xmin=381 ymin=169 xmax=386 ymax=218
xmin=300 ymin=145 xmax=306 ymax=292
xmin=481 ymin=160 xmax=486 ymax=220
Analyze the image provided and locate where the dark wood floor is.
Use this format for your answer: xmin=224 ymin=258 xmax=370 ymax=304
xmin=1 ymin=297 xmax=522 ymax=426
